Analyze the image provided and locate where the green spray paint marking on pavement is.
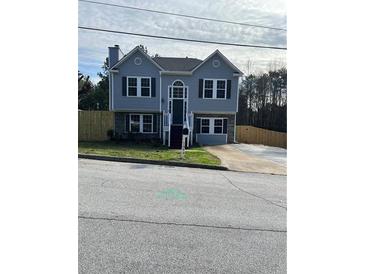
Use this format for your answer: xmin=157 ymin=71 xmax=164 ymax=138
xmin=156 ymin=188 xmax=187 ymax=200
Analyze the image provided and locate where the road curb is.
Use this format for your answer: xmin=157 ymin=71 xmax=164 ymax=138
xmin=78 ymin=154 xmax=228 ymax=171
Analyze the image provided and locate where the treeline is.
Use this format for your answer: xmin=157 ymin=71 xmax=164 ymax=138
xmin=237 ymin=67 xmax=287 ymax=133
xmin=78 ymin=58 xmax=109 ymax=110
xmin=78 ymin=46 xmax=149 ymax=110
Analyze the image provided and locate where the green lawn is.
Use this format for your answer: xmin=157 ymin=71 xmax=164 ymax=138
xmin=78 ymin=141 xmax=221 ymax=166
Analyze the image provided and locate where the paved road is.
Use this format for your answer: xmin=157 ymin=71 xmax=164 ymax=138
xmin=79 ymin=159 xmax=287 ymax=273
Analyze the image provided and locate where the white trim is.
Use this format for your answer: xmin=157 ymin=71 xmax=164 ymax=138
xmin=190 ymin=112 xmax=194 ymax=146
xmin=109 ymin=46 xmax=164 ymax=71
xmin=128 ymin=114 xmax=156 ymax=134
xmin=191 ymin=49 xmax=243 ymax=75
xmin=127 ymin=76 xmax=152 ymax=98
xmin=109 ymin=71 xmax=113 ymax=111
xmin=236 ymin=78 xmax=240 ymax=112
xmin=202 ymin=79 xmax=227 ymax=99
xmin=159 ymin=113 xmax=162 ymax=139
xmin=134 ymin=57 xmax=142 ymax=65
xmin=159 ymin=76 xmax=162 ymax=112
xmin=172 ymin=79 xmax=185 ymax=86
xmin=234 ymin=113 xmax=237 ymax=142
xmin=168 ymin=81 xmax=189 ymax=125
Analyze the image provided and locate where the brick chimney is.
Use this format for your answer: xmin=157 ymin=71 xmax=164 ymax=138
xmin=108 ymin=45 xmax=119 ymax=68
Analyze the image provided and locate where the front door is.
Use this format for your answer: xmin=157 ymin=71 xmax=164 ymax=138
xmin=170 ymin=99 xmax=184 ymax=148
xmin=172 ymin=99 xmax=183 ymax=124
xmin=169 ymin=80 xmax=187 ymax=148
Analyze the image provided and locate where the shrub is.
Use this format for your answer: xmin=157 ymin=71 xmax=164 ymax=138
xmin=107 ymin=129 xmax=114 ymax=140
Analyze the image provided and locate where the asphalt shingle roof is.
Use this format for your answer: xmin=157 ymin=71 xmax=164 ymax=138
xmin=152 ymin=57 xmax=203 ymax=71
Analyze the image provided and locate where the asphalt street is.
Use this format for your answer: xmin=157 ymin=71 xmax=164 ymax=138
xmin=79 ymin=159 xmax=287 ymax=273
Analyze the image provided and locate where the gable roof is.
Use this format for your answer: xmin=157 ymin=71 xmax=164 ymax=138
xmin=109 ymin=46 xmax=164 ymax=71
xmin=152 ymin=57 xmax=203 ymax=71
xmin=109 ymin=46 xmax=243 ymax=76
xmin=192 ymin=49 xmax=243 ymax=75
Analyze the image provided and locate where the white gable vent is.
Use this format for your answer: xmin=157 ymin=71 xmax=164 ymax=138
xmin=212 ymin=59 xmax=221 ymax=68
xmin=134 ymin=57 xmax=142 ymax=65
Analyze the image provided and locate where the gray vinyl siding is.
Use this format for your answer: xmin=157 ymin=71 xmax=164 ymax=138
xmin=196 ymin=134 xmax=227 ymax=145
xmin=160 ymin=52 xmax=239 ymax=114
xmin=110 ymin=49 xmax=239 ymax=145
xmin=111 ymin=50 xmax=161 ymax=111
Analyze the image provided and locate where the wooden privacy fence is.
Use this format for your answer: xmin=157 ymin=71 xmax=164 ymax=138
xmin=236 ymin=126 xmax=287 ymax=148
xmin=78 ymin=111 xmax=114 ymax=141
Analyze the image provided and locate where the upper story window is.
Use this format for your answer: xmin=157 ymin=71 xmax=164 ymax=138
xmin=128 ymin=78 xmax=137 ymax=96
xmin=172 ymin=80 xmax=184 ymax=98
xmin=170 ymin=80 xmax=187 ymax=99
xmin=141 ymin=78 xmax=150 ymax=97
xmin=216 ymin=80 xmax=226 ymax=98
xmin=203 ymin=79 xmax=227 ymax=99
xmin=204 ymin=80 xmax=213 ymax=98
xmin=127 ymin=77 xmax=151 ymax=97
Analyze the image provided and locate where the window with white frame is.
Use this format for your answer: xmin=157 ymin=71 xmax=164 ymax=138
xmin=130 ymin=114 xmax=140 ymax=133
xmin=128 ymin=78 xmax=137 ymax=97
xmin=172 ymin=80 xmax=184 ymax=98
xmin=216 ymin=80 xmax=226 ymax=98
xmin=127 ymin=77 xmax=151 ymax=97
xmin=129 ymin=114 xmax=154 ymax=133
xmin=203 ymin=79 xmax=226 ymax=99
xmin=214 ymin=119 xmax=223 ymax=133
xmin=141 ymin=78 xmax=150 ymax=97
xmin=142 ymin=115 xmax=152 ymax=133
xmin=201 ymin=119 xmax=210 ymax=133
xmin=203 ymin=80 xmax=213 ymax=98
xmin=200 ymin=118 xmax=226 ymax=134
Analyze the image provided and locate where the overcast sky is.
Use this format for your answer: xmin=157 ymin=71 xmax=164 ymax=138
xmin=79 ymin=0 xmax=286 ymax=82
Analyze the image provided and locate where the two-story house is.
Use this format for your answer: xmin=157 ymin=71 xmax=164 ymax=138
xmin=108 ymin=45 xmax=243 ymax=149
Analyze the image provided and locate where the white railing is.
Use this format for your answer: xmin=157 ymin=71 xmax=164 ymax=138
xmin=163 ymin=112 xmax=171 ymax=130
xmin=184 ymin=112 xmax=193 ymax=147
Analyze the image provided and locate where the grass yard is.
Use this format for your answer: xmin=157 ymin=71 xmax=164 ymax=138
xmin=78 ymin=141 xmax=221 ymax=166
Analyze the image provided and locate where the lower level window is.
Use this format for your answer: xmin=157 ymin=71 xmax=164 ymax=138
xmin=143 ymin=115 xmax=152 ymax=133
xmin=200 ymin=118 xmax=226 ymax=134
xmin=130 ymin=115 xmax=140 ymax=133
xmin=129 ymin=114 xmax=154 ymax=133
xmin=214 ymin=119 xmax=223 ymax=133
xmin=201 ymin=119 xmax=210 ymax=133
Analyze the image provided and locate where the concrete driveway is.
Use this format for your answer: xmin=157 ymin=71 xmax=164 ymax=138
xmin=205 ymin=144 xmax=287 ymax=175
